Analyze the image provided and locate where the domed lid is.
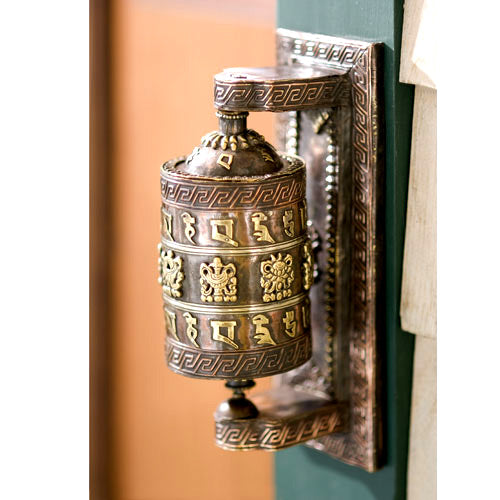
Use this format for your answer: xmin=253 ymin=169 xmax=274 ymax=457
xmin=174 ymin=111 xmax=285 ymax=177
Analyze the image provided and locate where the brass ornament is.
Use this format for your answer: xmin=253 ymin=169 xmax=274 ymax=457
xmin=301 ymin=303 xmax=310 ymax=328
xmin=183 ymin=312 xmax=199 ymax=348
xmin=256 ymin=147 xmax=274 ymax=163
xmin=251 ymin=212 xmax=275 ymax=243
xmin=200 ymin=257 xmax=238 ymax=303
xmin=162 ymin=211 xmax=173 ymax=240
xmin=181 ymin=212 xmax=196 ymax=244
xmin=282 ymin=310 xmax=297 ymax=338
xmin=165 ymin=309 xmax=178 ymax=341
xmin=211 ymin=320 xmax=239 ymax=350
xmin=299 ymin=202 xmax=307 ymax=231
xmin=252 ymin=314 xmax=276 ymax=346
xmin=302 ymin=240 xmax=314 ymax=291
xmin=260 ymin=253 xmax=294 ymax=302
xmin=216 ymin=153 xmax=234 ymax=170
xmin=283 ymin=209 xmax=295 ymax=238
xmin=158 ymin=247 xmax=184 ymax=298
xmin=200 ymin=128 xmax=267 ymax=152
xmin=210 ymin=219 xmax=239 ymax=247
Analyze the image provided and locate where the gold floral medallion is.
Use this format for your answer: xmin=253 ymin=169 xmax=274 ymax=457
xmin=260 ymin=253 xmax=294 ymax=302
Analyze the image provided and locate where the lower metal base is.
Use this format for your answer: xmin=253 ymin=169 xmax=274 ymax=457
xmin=214 ymin=387 xmax=348 ymax=451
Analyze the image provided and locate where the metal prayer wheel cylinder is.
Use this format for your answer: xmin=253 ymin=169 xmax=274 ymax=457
xmin=159 ymin=111 xmax=313 ymax=380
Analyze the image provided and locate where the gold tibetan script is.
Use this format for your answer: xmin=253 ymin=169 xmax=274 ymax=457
xmin=210 ymin=219 xmax=239 ymax=247
xmin=299 ymin=201 xmax=308 ymax=231
xmin=251 ymin=212 xmax=275 ymax=243
xmin=183 ymin=312 xmax=199 ymax=348
xmin=252 ymin=314 xmax=276 ymax=346
xmin=162 ymin=211 xmax=173 ymax=240
xmin=165 ymin=310 xmax=178 ymax=340
xmin=283 ymin=209 xmax=294 ymax=238
xmin=181 ymin=212 xmax=196 ymax=244
xmin=302 ymin=303 xmax=310 ymax=328
xmin=211 ymin=320 xmax=238 ymax=349
xmin=283 ymin=310 xmax=297 ymax=338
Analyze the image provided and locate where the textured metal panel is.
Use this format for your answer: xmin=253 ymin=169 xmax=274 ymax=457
xmin=276 ymin=29 xmax=384 ymax=472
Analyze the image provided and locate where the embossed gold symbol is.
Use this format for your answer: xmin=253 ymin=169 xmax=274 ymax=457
xmin=302 ymin=304 xmax=310 ymax=328
xmin=181 ymin=212 xmax=196 ymax=244
xmin=158 ymin=247 xmax=184 ymax=297
xmin=183 ymin=312 xmax=199 ymax=348
xmin=252 ymin=314 xmax=276 ymax=346
xmin=217 ymin=152 xmax=234 ymax=170
xmin=251 ymin=212 xmax=275 ymax=243
xmin=283 ymin=209 xmax=295 ymax=238
xmin=256 ymin=146 xmax=274 ymax=163
xmin=162 ymin=211 xmax=173 ymax=240
xmin=283 ymin=310 xmax=297 ymax=338
xmin=299 ymin=201 xmax=308 ymax=231
xmin=211 ymin=320 xmax=239 ymax=349
xmin=260 ymin=253 xmax=294 ymax=302
xmin=210 ymin=219 xmax=239 ymax=247
xmin=165 ymin=310 xmax=179 ymax=341
xmin=200 ymin=257 xmax=237 ymax=303
xmin=302 ymin=240 xmax=314 ymax=291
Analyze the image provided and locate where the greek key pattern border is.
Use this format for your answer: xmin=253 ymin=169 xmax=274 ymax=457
xmin=165 ymin=334 xmax=311 ymax=380
xmin=160 ymin=160 xmax=305 ymax=211
xmin=215 ymin=404 xmax=346 ymax=451
xmin=277 ymin=29 xmax=383 ymax=471
xmin=214 ymin=77 xmax=350 ymax=112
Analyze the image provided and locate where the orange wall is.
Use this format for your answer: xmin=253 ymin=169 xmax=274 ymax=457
xmin=110 ymin=2 xmax=275 ymax=499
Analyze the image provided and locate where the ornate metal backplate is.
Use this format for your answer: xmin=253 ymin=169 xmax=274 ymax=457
xmin=275 ymin=29 xmax=384 ymax=471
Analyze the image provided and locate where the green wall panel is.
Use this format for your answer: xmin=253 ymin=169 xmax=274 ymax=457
xmin=275 ymin=1 xmax=415 ymax=499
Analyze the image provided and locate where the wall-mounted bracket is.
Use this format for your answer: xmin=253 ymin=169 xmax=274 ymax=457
xmin=275 ymin=29 xmax=384 ymax=472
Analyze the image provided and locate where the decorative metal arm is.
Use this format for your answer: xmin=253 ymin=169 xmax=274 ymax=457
xmin=214 ymin=66 xmax=349 ymax=112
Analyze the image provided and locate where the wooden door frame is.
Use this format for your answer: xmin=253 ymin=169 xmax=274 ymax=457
xmin=90 ymin=1 xmax=112 ymax=498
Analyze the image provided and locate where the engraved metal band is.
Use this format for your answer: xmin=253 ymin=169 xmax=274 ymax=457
xmin=163 ymin=293 xmax=308 ymax=315
xmin=161 ymin=234 xmax=307 ymax=256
